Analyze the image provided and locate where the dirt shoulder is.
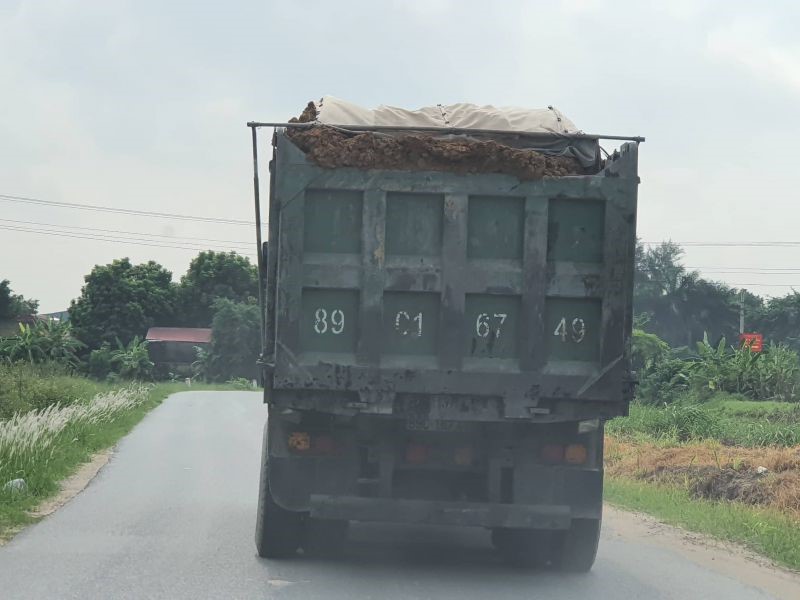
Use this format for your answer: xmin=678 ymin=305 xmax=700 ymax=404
xmin=604 ymin=504 xmax=800 ymax=600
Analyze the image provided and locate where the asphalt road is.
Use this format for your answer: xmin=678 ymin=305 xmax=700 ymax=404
xmin=1 ymin=391 xmax=798 ymax=599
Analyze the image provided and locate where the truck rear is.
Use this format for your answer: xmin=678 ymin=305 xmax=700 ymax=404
xmin=250 ymin=100 xmax=640 ymax=571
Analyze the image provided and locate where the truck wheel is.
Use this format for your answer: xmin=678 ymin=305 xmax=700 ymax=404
xmin=255 ymin=465 xmax=303 ymax=558
xmin=303 ymin=518 xmax=349 ymax=557
xmin=491 ymin=528 xmax=545 ymax=568
xmin=556 ymin=518 xmax=601 ymax=572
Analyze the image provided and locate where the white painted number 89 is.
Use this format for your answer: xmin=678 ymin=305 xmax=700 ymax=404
xmin=314 ymin=308 xmax=345 ymax=335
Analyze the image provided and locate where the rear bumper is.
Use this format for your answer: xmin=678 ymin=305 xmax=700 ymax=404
xmin=309 ymin=495 xmax=577 ymax=530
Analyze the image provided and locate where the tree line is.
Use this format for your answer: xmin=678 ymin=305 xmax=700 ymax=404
xmin=3 ymin=240 xmax=800 ymax=383
xmin=636 ymin=241 xmax=799 ymax=350
xmin=1 ymin=250 xmax=260 ymax=382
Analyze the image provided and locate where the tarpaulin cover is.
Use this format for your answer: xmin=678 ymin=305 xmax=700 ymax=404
xmin=305 ymin=96 xmax=599 ymax=168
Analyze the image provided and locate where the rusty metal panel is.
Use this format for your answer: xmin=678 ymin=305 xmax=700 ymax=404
xmin=267 ymin=132 xmax=639 ymax=419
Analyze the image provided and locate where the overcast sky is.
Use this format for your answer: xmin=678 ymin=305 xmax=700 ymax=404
xmin=2 ymin=0 xmax=800 ymax=313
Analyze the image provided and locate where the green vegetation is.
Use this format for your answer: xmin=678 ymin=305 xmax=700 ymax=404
xmin=177 ymin=250 xmax=258 ymax=328
xmin=607 ymin=395 xmax=800 ymax=447
xmin=0 ymin=320 xmax=83 ymax=367
xmin=0 ymin=279 xmax=37 ymax=319
xmin=2 ymin=250 xmax=262 ymax=383
xmin=202 ymin=298 xmax=261 ymax=381
xmin=634 ymin=241 xmax=800 ymax=352
xmin=0 ymin=362 xmax=115 ymax=418
xmin=604 ymin=477 xmax=800 ymax=571
xmin=633 ymin=327 xmax=800 ymax=405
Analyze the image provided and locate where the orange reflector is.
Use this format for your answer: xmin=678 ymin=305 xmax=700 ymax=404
xmin=565 ymin=444 xmax=588 ymax=465
xmin=288 ymin=432 xmax=311 ymax=452
xmin=406 ymin=443 xmax=429 ymax=464
xmin=454 ymin=446 xmax=472 ymax=466
xmin=541 ymin=444 xmax=564 ymax=463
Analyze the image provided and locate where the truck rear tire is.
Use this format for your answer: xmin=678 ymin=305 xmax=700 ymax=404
xmin=556 ymin=518 xmax=601 ymax=573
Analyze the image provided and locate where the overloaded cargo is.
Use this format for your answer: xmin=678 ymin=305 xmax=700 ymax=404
xmin=249 ymin=97 xmax=642 ymax=571
xmin=286 ymin=97 xmax=598 ymax=178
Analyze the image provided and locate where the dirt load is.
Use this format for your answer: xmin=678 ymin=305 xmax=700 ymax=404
xmin=286 ymin=102 xmax=583 ymax=180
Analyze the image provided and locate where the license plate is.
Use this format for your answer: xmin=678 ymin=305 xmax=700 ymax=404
xmin=405 ymin=415 xmax=466 ymax=432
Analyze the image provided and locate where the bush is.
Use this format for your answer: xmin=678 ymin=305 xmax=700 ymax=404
xmin=111 ymin=336 xmax=154 ymax=380
xmin=0 ymin=362 xmax=112 ymax=418
xmin=88 ymin=344 xmax=114 ymax=380
xmin=202 ymin=299 xmax=260 ymax=382
xmin=633 ymin=332 xmax=800 ymax=404
xmin=0 ymin=321 xmax=83 ymax=367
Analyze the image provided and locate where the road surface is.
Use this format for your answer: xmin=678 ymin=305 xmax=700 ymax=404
xmin=1 ymin=391 xmax=799 ymax=599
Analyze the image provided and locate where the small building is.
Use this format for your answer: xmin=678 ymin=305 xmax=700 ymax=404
xmin=145 ymin=327 xmax=212 ymax=375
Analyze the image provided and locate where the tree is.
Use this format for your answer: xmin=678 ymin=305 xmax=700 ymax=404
xmin=69 ymin=259 xmax=177 ymax=351
xmin=204 ymin=298 xmax=260 ymax=381
xmin=0 ymin=279 xmax=38 ymax=319
xmin=752 ymin=292 xmax=800 ymax=351
xmin=0 ymin=320 xmax=82 ymax=366
xmin=178 ymin=251 xmax=258 ymax=327
xmin=634 ymin=241 xmax=741 ymax=347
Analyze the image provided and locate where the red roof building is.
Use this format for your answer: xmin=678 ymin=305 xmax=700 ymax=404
xmin=145 ymin=328 xmax=213 ymax=374
xmin=145 ymin=327 xmax=212 ymax=344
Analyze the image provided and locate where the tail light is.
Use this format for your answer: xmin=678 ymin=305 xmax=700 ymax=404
xmin=406 ymin=443 xmax=429 ymax=464
xmin=287 ymin=432 xmax=342 ymax=455
xmin=288 ymin=432 xmax=311 ymax=452
xmin=565 ymin=444 xmax=588 ymax=465
xmin=453 ymin=446 xmax=473 ymax=466
xmin=540 ymin=443 xmax=588 ymax=465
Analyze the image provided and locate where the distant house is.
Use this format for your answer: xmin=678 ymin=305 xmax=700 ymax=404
xmin=145 ymin=327 xmax=212 ymax=375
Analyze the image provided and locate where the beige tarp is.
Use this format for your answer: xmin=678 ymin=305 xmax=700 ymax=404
xmin=314 ymin=96 xmax=581 ymax=134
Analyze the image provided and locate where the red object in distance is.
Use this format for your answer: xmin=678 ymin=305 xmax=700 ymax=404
xmin=740 ymin=333 xmax=763 ymax=353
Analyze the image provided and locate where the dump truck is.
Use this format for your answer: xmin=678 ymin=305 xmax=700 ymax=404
xmin=248 ymin=98 xmax=642 ymax=571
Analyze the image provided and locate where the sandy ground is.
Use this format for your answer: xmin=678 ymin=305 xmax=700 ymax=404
xmin=604 ymin=505 xmax=800 ymax=600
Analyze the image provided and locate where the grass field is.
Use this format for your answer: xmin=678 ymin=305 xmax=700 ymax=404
xmin=606 ymin=394 xmax=800 ymax=447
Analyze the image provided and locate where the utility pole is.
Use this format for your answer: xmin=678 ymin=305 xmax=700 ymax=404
xmin=739 ymin=289 xmax=745 ymax=335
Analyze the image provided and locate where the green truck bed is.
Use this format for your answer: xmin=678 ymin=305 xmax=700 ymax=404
xmin=263 ymin=130 xmax=639 ymax=422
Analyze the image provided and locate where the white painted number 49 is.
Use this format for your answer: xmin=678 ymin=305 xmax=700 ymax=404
xmin=554 ymin=317 xmax=586 ymax=343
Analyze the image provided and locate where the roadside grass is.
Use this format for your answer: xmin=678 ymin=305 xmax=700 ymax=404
xmin=605 ymin=476 xmax=800 ymax=571
xmin=0 ymin=362 xmax=117 ymax=419
xmin=606 ymin=394 xmax=800 ymax=447
xmin=0 ymin=382 xmax=240 ymax=542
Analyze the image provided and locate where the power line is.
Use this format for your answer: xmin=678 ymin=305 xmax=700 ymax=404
xmin=0 ymin=224 xmax=257 ymax=257
xmin=0 ymin=193 xmax=254 ymax=226
xmin=0 ymin=217 xmax=254 ymax=248
xmin=644 ymin=241 xmax=800 ymax=247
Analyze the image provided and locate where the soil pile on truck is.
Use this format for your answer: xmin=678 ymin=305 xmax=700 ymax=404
xmin=249 ymin=97 xmax=642 ymax=571
xmin=286 ymin=98 xmax=589 ymax=179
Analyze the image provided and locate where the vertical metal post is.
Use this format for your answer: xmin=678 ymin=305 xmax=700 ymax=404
xmin=739 ymin=289 xmax=745 ymax=335
xmin=251 ymin=125 xmax=266 ymax=350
